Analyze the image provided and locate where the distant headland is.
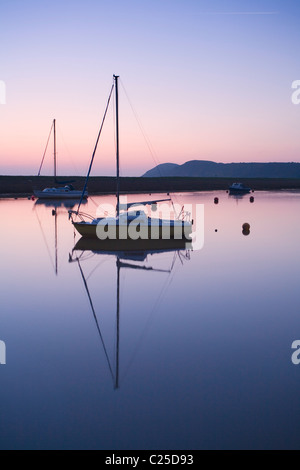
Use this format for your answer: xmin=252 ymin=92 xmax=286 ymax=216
xmin=142 ymin=160 xmax=300 ymax=178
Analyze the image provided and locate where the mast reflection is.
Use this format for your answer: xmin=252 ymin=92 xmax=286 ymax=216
xmin=33 ymin=198 xmax=87 ymax=275
xmin=69 ymin=237 xmax=191 ymax=390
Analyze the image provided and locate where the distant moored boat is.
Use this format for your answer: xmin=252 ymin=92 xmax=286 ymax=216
xmin=34 ymin=184 xmax=87 ymax=200
xmin=229 ymin=182 xmax=251 ymax=194
xmin=33 ymin=119 xmax=88 ymax=200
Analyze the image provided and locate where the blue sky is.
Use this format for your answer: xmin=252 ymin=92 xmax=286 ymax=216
xmin=0 ymin=0 xmax=300 ymax=176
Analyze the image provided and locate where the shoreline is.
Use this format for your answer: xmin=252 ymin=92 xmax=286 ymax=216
xmin=1 ymin=175 xmax=300 ymax=198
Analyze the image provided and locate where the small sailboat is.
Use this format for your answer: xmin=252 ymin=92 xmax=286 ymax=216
xmin=34 ymin=119 xmax=88 ymax=200
xmin=69 ymin=75 xmax=193 ymax=242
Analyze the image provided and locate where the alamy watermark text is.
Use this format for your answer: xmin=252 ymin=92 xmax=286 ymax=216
xmin=0 ymin=340 xmax=6 ymax=365
xmin=92 ymin=198 xmax=205 ymax=251
xmin=291 ymin=340 xmax=300 ymax=365
xmin=292 ymin=80 xmax=300 ymax=105
xmin=0 ymin=80 xmax=6 ymax=105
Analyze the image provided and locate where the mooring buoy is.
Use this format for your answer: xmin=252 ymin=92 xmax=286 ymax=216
xmin=242 ymin=223 xmax=250 ymax=236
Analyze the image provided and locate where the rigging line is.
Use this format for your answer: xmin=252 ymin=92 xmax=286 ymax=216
xmin=120 ymin=79 xmax=160 ymax=169
xmin=120 ymin=77 xmax=177 ymax=208
xmin=89 ymin=196 xmax=101 ymax=209
xmin=89 ymin=197 xmax=116 ymax=217
xmin=88 ymin=196 xmax=116 ymax=217
xmin=120 ymin=79 xmax=179 ymax=215
xmin=77 ymin=82 xmax=115 ymax=214
xmin=177 ymin=249 xmax=190 ymax=264
xmin=86 ymin=256 xmax=111 ymax=282
xmin=71 ymin=251 xmax=95 ymax=263
xmin=170 ymin=250 xmax=178 ymax=271
xmin=38 ymin=121 xmax=54 ymax=176
xmin=56 ymin=124 xmax=80 ymax=176
xmin=79 ymin=252 xmax=95 ymax=262
xmin=97 ymin=206 xmax=117 ymax=218
xmin=34 ymin=206 xmax=56 ymax=273
xmin=77 ymin=259 xmax=115 ymax=384
xmin=120 ymin=254 xmax=179 ymax=384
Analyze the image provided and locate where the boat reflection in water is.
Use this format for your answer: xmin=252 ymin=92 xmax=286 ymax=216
xmin=34 ymin=198 xmax=87 ymax=275
xmin=69 ymin=237 xmax=192 ymax=390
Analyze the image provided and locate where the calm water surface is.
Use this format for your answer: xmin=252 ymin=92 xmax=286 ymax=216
xmin=0 ymin=191 xmax=300 ymax=450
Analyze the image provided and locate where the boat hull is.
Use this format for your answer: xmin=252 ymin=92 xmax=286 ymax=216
xmin=229 ymin=189 xmax=251 ymax=195
xmin=228 ymin=183 xmax=251 ymax=195
xmin=73 ymin=221 xmax=192 ymax=241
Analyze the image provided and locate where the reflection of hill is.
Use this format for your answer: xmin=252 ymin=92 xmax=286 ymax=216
xmin=143 ymin=161 xmax=300 ymax=178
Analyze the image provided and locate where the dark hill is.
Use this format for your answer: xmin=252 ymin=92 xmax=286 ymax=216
xmin=142 ymin=160 xmax=300 ymax=178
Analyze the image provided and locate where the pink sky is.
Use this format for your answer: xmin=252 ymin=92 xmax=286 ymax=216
xmin=0 ymin=0 xmax=300 ymax=176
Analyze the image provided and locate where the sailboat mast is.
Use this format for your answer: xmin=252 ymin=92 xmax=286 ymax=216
xmin=114 ymin=75 xmax=120 ymax=218
xmin=115 ymin=257 xmax=121 ymax=390
xmin=53 ymin=119 xmax=57 ymax=180
xmin=54 ymin=209 xmax=58 ymax=276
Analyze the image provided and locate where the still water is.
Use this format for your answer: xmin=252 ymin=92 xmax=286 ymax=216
xmin=0 ymin=191 xmax=300 ymax=450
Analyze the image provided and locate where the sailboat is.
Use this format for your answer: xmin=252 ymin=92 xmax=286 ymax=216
xmin=34 ymin=119 xmax=88 ymax=200
xmin=69 ymin=75 xmax=193 ymax=242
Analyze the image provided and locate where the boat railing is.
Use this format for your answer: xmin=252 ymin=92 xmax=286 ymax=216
xmin=68 ymin=210 xmax=95 ymax=223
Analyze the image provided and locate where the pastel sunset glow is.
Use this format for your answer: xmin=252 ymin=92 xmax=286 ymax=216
xmin=1 ymin=0 xmax=300 ymax=176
